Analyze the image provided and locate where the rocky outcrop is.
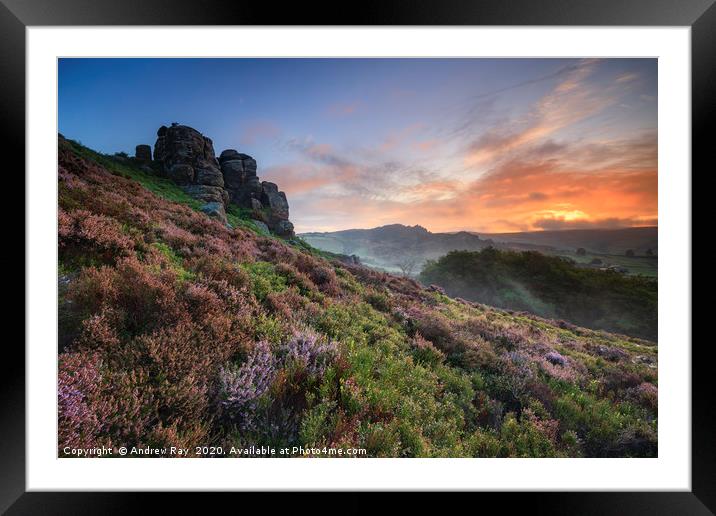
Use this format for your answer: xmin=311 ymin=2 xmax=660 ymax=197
xmin=135 ymin=144 xmax=152 ymax=162
xmin=151 ymin=124 xmax=227 ymax=224
xmin=259 ymin=182 xmax=293 ymax=236
xmin=218 ymin=150 xmax=294 ymax=237
xmin=144 ymin=123 xmax=293 ymax=235
xmin=219 ymin=149 xmax=262 ymax=207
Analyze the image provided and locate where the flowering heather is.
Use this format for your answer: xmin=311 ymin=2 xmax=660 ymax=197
xmin=508 ymin=350 xmax=530 ymax=366
xmin=157 ymin=220 xmax=200 ymax=249
xmin=279 ymin=332 xmax=338 ymax=377
xmin=545 ymin=351 xmax=566 ymax=366
xmin=592 ymin=344 xmax=630 ymax=362
xmin=218 ymin=341 xmax=277 ymax=432
xmin=57 ymin=138 xmax=658 ymax=457
xmin=410 ymin=333 xmax=445 ymax=366
xmin=59 ymin=209 xmax=135 ymax=263
xmin=218 ymin=333 xmax=337 ymax=430
xmin=628 ymin=382 xmax=658 ymax=412
xmin=58 ymin=352 xmax=109 ymax=450
xmin=465 ymin=319 xmax=532 ymax=351
xmin=539 ymin=357 xmax=581 ymax=383
xmin=401 ymin=305 xmax=463 ymax=353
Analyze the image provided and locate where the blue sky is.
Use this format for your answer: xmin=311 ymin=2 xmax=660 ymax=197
xmin=59 ymin=58 xmax=658 ymax=233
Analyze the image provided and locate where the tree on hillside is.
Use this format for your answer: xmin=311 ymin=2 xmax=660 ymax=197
xmin=625 ymin=249 xmax=635 ymax=257
xmin=646 ymin=248 xmax=654 ymax=256
xmin=576 ymin=248 xmax=587 ymax=256
xmin=396 ymin=257 xmax=418 ymax=277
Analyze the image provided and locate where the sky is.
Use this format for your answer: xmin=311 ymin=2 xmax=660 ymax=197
xmin=58 ymin=58 xmax=657 ymax=234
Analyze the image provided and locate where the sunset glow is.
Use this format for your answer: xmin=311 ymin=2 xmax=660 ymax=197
xmin=59 ymin=58 xmax=657 ymax=233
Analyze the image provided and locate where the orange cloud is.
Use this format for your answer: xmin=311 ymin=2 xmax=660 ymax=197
xmin=414 ymin=139 xmax=440 ymax=152
xmin=445 ymin=149 xmax=658 ymax=232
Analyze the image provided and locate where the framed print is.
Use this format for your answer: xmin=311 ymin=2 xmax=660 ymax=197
xmin=4 ymin=0 xmax=711 ymax=512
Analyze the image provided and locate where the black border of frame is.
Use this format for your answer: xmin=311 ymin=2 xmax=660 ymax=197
xmin=3 ymin=0 xmax=711 ymax=513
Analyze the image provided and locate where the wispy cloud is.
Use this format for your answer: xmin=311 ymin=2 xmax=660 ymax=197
xmin=464 ymin=60 xmax=612 ymax=167
xmin=616 ymin=72 xmax=639 ymax=83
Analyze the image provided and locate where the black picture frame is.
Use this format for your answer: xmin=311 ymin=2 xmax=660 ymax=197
xmin=3 ymin=0 xmax=709 ymax=512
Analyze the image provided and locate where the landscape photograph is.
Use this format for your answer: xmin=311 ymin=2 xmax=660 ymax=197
xmin=58 ymin=57 xmax=657 ymax=458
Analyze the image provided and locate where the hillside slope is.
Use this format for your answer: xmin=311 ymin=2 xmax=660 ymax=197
xmin=58 ymin=138 xmax=658 ymax=457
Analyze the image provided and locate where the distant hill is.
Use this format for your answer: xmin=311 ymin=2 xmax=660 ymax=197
xmin=301 ymin=224 xmax=495 ymax=273
xmin=479 ymin=227 xmax=657 ymax=255
xmin=301 ymin=224 xmax=657 ymax=276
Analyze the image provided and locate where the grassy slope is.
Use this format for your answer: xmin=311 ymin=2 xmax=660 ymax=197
xmin=57 ymin=139 xmax=658 ymax=458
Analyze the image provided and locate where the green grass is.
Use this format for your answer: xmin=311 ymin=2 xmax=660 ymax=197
xmin=224 ymin=204 xmax=267 ymax=234
xmin=151 ymin=242 xmax=195 ymax=282
xmin=241 ymin=261 xmax=288 ymax=301
xmin=308 ymin=300 xmax=475 ymax=456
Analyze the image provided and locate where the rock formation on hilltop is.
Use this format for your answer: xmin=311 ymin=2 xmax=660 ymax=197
xmin=217 ymin=149 xmax=294 ymax=237
xmin=142 ymin=123 xmax=294 ymax=237
xmin=152 ymin=124 xmax=230 ymax=224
